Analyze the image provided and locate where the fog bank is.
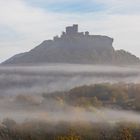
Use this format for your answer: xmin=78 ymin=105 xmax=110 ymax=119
xmin=0 ymin=64 xmax=140 ymax=96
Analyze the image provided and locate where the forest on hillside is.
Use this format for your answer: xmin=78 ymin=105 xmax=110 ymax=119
xmin=43 ymin=83 xmax=140 ymax=111
xmin=1 ymin=83 xmax=140 ymax=140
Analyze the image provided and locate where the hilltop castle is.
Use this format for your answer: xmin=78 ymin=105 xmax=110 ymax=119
xmin=54 ymin=24 xmax=89 ymax=40
xmin=53 ymin=24 xmax=113 ymax=45
xmin=64 ymin=24 xmax=89 ymax=36
xmin=3 ymin=24 xmax=139 ymax=65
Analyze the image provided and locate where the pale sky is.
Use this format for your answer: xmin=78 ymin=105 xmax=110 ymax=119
xmin=0 ymin=0 xmax=140 ymax=62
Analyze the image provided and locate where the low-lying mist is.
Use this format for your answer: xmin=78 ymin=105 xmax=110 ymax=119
xmin=1 ymin=107 xmax=140 ymax=125
xmin=0 ymin=95 xmax=140 ymax=124
xmin=0 ymin=64 xmax=140 ymax=130
xmin=0 ymin=64 xmax=140 ymax=96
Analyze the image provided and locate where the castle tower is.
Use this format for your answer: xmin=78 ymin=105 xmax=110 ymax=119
xmin=73 ymin=24 xmax=78 ymax=33
xmin=66 ymin=24 xmax=78 ymax=35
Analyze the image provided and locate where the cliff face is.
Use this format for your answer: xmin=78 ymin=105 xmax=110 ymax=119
xmin=2 ymin=25 xmax=140 ymax=65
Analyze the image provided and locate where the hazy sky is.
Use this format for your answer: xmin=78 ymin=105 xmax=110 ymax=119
xmin=0 ymin=0 xmax=140 ymax=62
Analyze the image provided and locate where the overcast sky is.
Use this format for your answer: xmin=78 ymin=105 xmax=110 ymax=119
xmin=0 ymin=0 xmax=140 ymax=62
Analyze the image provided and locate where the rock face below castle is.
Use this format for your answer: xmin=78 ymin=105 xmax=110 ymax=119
xmin=2 ymin=25 xmax=140 ymax=65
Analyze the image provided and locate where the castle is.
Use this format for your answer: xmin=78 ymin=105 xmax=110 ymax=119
xmin=54 ymin=24 xmax=90 ymax=41
xmin=53 ymin=24 xmax=113 ymax=44
xmin=64 ymin=24 xmax=89 ymax=36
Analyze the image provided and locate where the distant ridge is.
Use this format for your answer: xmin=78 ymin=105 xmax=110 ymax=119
xmin=2 ymin=24 xmax=140 ymax=65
